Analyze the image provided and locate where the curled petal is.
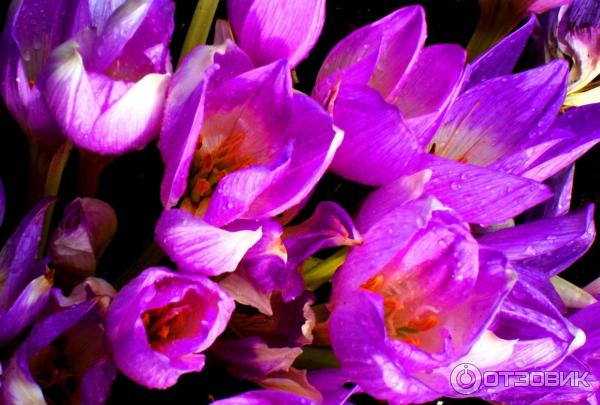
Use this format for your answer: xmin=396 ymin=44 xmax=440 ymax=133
xmin=155 ymin=209 xmax=262 ymax=276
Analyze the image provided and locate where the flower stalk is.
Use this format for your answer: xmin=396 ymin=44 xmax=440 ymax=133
xmin=179 ymin=0 xmax=220 ymax=64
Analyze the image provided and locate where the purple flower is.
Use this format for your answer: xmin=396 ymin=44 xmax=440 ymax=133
xmin=1 ymin=0 xmax=175 ymax=154
xmin=312 ymin=5 xmax=465 ymax=185
xmin=328 ymin=186 xmax=516 ymax=403
xmin=227 ymin=0 xmax=325 ymax=67
xmin=156 ymin=43 xmax=342 ymax=275
xmin=106 ymin=267 xmax=234 ymax=389
xmin=0 ymin=198 xmax=54 ymax=346
xmin=1 ymin=279 xmax=116 ymax=404
xmin=49 ymin=197 xmax=117 ymax=285
xmin=544 ymin=0 xmax=600 ymax=106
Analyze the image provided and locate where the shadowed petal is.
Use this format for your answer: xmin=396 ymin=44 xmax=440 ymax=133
xmin=213 ymin=390 xmax=317 ymax=405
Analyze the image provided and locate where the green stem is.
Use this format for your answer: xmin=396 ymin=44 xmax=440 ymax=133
xmin=39 ymin=141 xmax=73 ymax=257
xmin=303 ymin=248 xmax=348 ymax=291
xmin=178 ymin=0 xmax=220 ymax=65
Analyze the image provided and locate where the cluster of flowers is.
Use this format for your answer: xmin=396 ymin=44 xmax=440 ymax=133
xmin=0 ymin=0 xmax=599 ymax=403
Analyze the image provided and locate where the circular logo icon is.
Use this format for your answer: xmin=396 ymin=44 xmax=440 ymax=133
xmin=450 ymin=363 xmax=482 ymax=395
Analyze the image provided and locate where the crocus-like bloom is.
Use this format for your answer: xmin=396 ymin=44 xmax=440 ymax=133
xmin=313 ymin=5 xmax=465 ymax=185
xmin=544 ymin=0 xmax=600 ymax=106
xmin=1 ymin=278 xmax=116 ymax=404
xmin=326 ymin=171 xmax=588 ymax=402
xmin=49 ymin=197 xmax=117 ymax=285
xmin=320 ymin=6 xmax=600 ymax=228
xmin=106 ymin=267 xmax=234 ymax=389
xmin=227 ymin=0 xmax=325 ymax=68
xmin=1 ymin=0 xmax=175 ymax=154
xmin=328 ymin=180 xmax=516 ymax=402
xmin=0 ymin=198 xmax=54 ymax=346
xmin=155 ymin=42 xmax=342 ymax=275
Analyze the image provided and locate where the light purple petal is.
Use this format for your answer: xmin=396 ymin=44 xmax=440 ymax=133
xmin=80 ymin=358 xmax=117 ymax=405
xmin=0 ymin=273 xmax=52 ymax=345
xmin=0 ymin=197 xmax=54 ymax=308
xmin=432 ymin=60 xmax=568 ymax=166
xmin=389 ymin=44 xmax=466 ymax=145
xmin=220 ymin=268 xmax=273 ymax=315
xmin=242 ymin=92 xmax=343 ymax=218
xmin=529 ymin=0 xmax=572 ymax=13
xmin=329 ymin=83 xmax=423 ymax=185
xmin=155 ymin=209 xmax=262 ymax=276
xmin=479 ymin=204 xmax=596 ymax=277
xmin=526 ymin=164 xmax=574 ymax=219
xmin=313 ymin=6 xmax=426 ymax=101
xmin=422 ymin=156 xmax=552 ymax=226
xmin=520 ymin=104 xmax=600 ymax=181
xmin=464 ymin=15 xmax=536 ymax=89
xmin=204 ymin=144 xmax=293 ymax=227
xmin=158 ymin=45 xmax=217 ymax=207
xmin=329 ymin=291 xmax=440 ymax=403
xmin=227 ymin=0 xmax=325 ymax=67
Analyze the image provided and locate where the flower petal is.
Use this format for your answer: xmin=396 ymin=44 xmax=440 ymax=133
xmin=329 ymin=83 xmax=423 ymax=185
xmin=432 ymin=60 xmax=568 ymax=166
xmin=389 ymin=44 xmax=466 ymax=145
xmin=464 ymin=15 xmax=536 ymax=89
xmin=313 ymin=6 xmax=426 ymax=101
xmin=227 ymin=0 xmax=325 ymax=67
xmin=242 ymin=92 xmax=343 ymax=218
xmin=155 ymin=209 xmax=262 ymax=276
xmin=422 ymin=156 xmax=552 ymax=225
xmin=213 ymin=390 xmax=317 ymax=405
xmin=479 ymin=204 xmax=595 ymax=276
xmin=0 ymin=197 xmax=54 ymax=308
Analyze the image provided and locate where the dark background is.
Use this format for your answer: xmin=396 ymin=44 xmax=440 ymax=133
xmin=0 ymin=0 xmax=598 ymax=403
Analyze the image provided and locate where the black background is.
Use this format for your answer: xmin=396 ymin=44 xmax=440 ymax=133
xmin=0 ymin=0 xmax=598 ymax=403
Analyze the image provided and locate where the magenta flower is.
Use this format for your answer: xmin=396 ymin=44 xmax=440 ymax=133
xmin=1 ymin=279 xmax=116 ymax=404
xmin=106 ymin=267 xmax=234 ymax=389
xmin=227 ymin=0 xmax=325 ymax=68
xmin=156 ymin=43 xmax=342 ymax=275
xmin=0 ymin=198 xmax=54 ymax=346
xmin=1 ymin=0 xmax=175 ymax=154
xmin=312 ymin=5 xmax=465 ymax=185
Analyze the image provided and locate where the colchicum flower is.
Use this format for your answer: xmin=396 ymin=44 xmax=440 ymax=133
xmin=1 ymin=277 xmax=116 ymax=404
xmin=1 ymin=0 xmax=175 ymax=155
xmin=155 ymin=42 xmax=342 ymax=275
xmin=313 ymin=5 xmax=465 ymax=185
xmin=544 ymin=0 xmax=600 ymax=106
xmin=327 ymin=181 xmax=517 ymax=403
xmin=106 ymin=267 xmax=234 ymax=389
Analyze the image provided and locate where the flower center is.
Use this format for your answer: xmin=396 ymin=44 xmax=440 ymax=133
xmin=362 ymin=274 xmax=438 ymax=346
xmin=180 ymin=132 xmax=254 ymax=217
xmin=142 ymin=301 xmax=192 ymax=349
